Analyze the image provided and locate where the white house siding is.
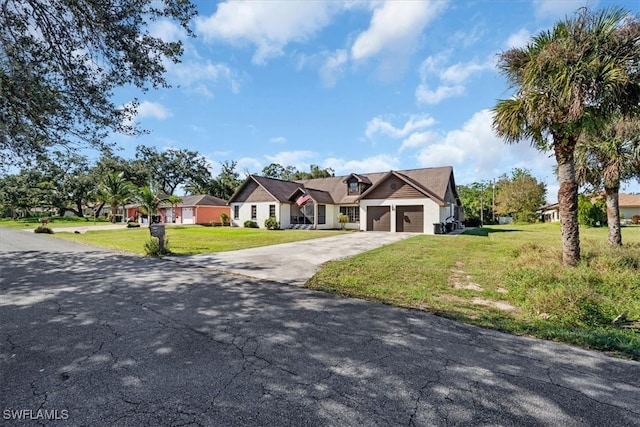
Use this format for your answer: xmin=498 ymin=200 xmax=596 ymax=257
xmin=359 ymin=198 xmax=441 ymax=234
xmin=439 ymin=203 xmax=458 ymax=223
xmin=320 ymin=204 xmax=340 ymax=230
xmin=621 ymin=207 xmax=640 ymax=221
xmin=231 ymin=202 xmax=254 ymax=227
xmin=279 ymin=203 xmax=291 ymax=229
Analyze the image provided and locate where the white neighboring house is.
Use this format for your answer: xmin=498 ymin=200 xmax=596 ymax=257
xmin=539 ymin=193 xmax=640 ymax=224
xmin=619 ymin=193 xmax=640 ymax=223
xmin=227 ymin=166 xmax=463 ymax=234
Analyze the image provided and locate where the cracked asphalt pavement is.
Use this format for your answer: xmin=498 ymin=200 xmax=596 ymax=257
xmin=1 ymin=229 xmax=639 ymax=426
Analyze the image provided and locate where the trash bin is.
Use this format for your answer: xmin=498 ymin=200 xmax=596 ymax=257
xmin=433 ymin=223 xmax=442 ymax=234
xmin=445 ymin=222 xmax=453 ymax=233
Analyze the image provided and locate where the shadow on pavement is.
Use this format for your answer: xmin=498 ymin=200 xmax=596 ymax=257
xmin=1 ymin=251 xmax=639 ymax=425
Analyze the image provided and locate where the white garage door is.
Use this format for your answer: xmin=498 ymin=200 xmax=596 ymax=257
xmin=182 ymin=207 xmax=194 ymax=224
xmin=164 ymin=208 xmax=173 ymax=223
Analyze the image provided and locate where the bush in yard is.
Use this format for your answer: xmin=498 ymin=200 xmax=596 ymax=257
xmin=144 ymin=237 xmax=170 ymax=257
xmin=577 ymin=195 xmax=605 ymax=227
xmin=244 ymin=220 xmax=259 ymax=228
xmin=264 ymin=216 xmax=279 ymax=230
xmin=338 ymin=213 xmax=349 ymax=230
xmin=220 ymin=212 xmax=230 ymax=226
xmin=34 ymin=226 xmax=54 ymax=234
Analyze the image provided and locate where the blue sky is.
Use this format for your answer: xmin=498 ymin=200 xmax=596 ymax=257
xmin=111 ymin=0 xmax=640 ymax=202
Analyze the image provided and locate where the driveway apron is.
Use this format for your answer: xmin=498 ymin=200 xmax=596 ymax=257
xmin=167 ymin=232 xmax=416 ymax=285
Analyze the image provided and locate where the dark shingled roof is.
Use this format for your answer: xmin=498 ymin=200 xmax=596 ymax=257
xmin=249 ymin=175 xmax=302 ymax=202
xmin=296 ymin=166 xmax=455 ymax=204
xmin=229 ymin=166 xmax=457 ymax=205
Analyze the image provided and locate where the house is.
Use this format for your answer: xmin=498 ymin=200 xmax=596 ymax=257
xmin=619 ymin=193 xmax=640 ymax=223
xmin=539 ymin=203 xmax=560 ymax=223
xmin=126 ymin=194 xmax=230 ymax=225
xmin=227 ymin=166 xmax=463 ymax=234
xmin=539 ymin=193 xmax=640 ymax=223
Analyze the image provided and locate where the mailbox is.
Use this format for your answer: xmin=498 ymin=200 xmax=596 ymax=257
xmin=149 ymin=224 xmax=165 ymax=237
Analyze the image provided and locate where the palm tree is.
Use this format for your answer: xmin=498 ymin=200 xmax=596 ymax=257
xmin=98 ymin=172 xmax=133 ymax=223
xmin=136 ymin=186 xmax=169 ymax=225
xmin=575 ymin=117 xmax=640 ymax=245
xmin=492 ymin=7 xmax=640 ymax=266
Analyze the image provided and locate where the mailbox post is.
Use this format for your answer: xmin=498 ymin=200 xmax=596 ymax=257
xmin=149 ymin=223 xmax=166 ymax=253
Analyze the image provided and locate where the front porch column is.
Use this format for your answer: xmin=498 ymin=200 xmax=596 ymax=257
xmin=313 ymin=202 xmax=318 ymax=230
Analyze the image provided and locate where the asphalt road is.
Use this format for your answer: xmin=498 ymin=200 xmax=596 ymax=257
xmin=1 ymin=228 xmax=639 ymax=426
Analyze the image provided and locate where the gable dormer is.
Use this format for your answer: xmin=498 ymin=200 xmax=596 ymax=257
xmin=343 ymin=173 xmax=372 ymax=195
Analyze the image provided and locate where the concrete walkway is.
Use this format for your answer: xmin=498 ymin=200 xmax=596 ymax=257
xmin=167 ymin=232 xmax=418 ymax=285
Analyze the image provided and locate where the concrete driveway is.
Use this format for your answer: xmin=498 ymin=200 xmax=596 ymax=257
xmin=167 ymin=231 xmax=417 ymax=285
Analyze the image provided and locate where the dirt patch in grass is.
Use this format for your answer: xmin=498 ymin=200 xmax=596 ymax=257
xmin=449 ymin=261 xmax=484 ymax=291
xmin=472 ymin=297 xmax=519 ymax=313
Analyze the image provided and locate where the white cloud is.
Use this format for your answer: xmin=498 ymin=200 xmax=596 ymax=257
xmin=441 ymin=61 xmax=493 ymax=85
xmin=532 ymin=0 xmax=592 ymax=20
xmin=449 ymin=24 xmax=485 ymax=48
xmin=169 ymin=61 xmax=241 ymax=95
xmin=417 ymin=110 xmax=501 ymax=171
xmin=400 ymin=130 xmax=439 ymax=152
xmin=324 ymin=154 xmax=400 ymax=174
xmin=269 ymin=136 xmax=287 ymax=144
xmin=415 ymin=53 xmax=492 ymax=105
xmin=415 ymin=109 xmax=556 ymax=186
xmin=320 ymin=49 xmax=348 ymax=87
xmin=149 ymin=19 xmax=186 ymax=43
xmin=351 ymin=1 xmax=448 ymax=62
xmin=365 ymin=114 xmax=436 ymax=139
xmin=415 ymin=83 xmax=465 ymax=105
xmin=195 ymin=1 xmax=342 ymax=65
xmin=506 ymin=28 xmax=531 ymax=49
xmin=264 ymin=150 xmax=318 ymax=169
xmin=136 ymin=101 xmax=171 ymax=120
xmin=236 ymin=157 xmax=263 ymax=175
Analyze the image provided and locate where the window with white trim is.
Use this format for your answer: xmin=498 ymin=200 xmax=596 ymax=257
xmin=339 ymin=206 xmax=359 ymax=223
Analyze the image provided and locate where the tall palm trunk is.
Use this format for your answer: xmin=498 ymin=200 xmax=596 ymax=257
xmin=604 ymin=186 xmax=622 ymax=246
xmin=603 ymin=162 xmax=623 ymax=246
xmin=110 ymin=203 xmax=118 ymax=223
xmin=555 ymin=139 xmax=580 ymax=266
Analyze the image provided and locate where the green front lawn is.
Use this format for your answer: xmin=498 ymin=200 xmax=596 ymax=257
xmin=307 ymin=223 xmax=640 ymax=359
xmin=52 ymin=225 xmax=348 ymax=255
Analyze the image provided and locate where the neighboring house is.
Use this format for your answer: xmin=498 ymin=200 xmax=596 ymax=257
xmin=539 ymin=193 xmax=640 ymax=223
xmin=126 ymin=194 xmax=230 ymax=225
xmin=227 ymin=167 xmax=463 ymax=234
xmin=539 ymin=203 xmax=560 ymax=223
xmin=619 ymin=193 xmax=640 ymax=223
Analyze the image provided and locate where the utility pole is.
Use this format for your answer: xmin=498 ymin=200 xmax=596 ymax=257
xmin=480 ymin=182 xmax=484 ymax=227
xmin=492 ymin=179 xmax=496 ymax=223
